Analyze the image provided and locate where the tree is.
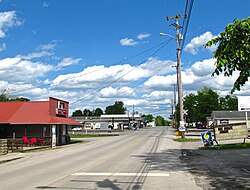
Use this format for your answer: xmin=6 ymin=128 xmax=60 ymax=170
xmin=72 ymin=110 xmax=83 ymax=117
xmin=196 ymin=87 xmax=220 ymax=124
xmin=182 ymin=87 xmax=220 ymax=125
xmin=105 ymin=101 xmax=126 ymax=114
xmin=0 ymin=90 xmax=9 ymax=102
xmin=10 ymin=97 xmax=30 ymax=102
xmin=0 ymin=89 xmax=30 ymax=102
xmin=142 ymin=114 xmax=154 ymax=123
xmin=155 ymin=116 xmax=167 ymax=126
xmin=219 ymin=95 xmax=238 ymax=110
xmin=184 ymin=93 xmax=199 ymax=124
xmin=93 ymin=108 xmax=103 ymax=116
xmin=83 ymin=109 xmax=93 ymax=116
xmin=205 ymin=17 xmax=250 ymax=93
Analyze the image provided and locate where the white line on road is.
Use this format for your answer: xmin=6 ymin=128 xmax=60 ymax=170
xmin=72 ymin=172 xmax=169 ymax=177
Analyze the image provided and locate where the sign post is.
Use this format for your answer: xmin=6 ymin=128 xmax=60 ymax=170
xmin=52 ymin=125 xmax=56 ymax=148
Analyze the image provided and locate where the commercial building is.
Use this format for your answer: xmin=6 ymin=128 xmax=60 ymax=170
xmin=0 ymin=97 xmax=81 ymax=146
xmin=72 ymin=114 xmax=145 ymax=130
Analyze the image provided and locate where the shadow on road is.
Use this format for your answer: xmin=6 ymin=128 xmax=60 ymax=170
xmin=183 ymin=148 xmax=250 ymax=190
xmin=133 ymin=146 xmax=250 ymax=190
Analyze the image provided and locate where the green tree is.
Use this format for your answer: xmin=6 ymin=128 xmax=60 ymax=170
xmin=196 ymin=87 xmax=220 ymax=124
xmin=0 ymin=89 xmax=10 ymax=102
xmin=142 ymin=114 xmax=154 ymax=123
xmin=0 ymin=89 xmax=29 ymax=102
xmin=10 ymin=97 xmax=30 ymax=102
xmin=184 ymin=93 xmax=199 ymax=124
xmin=83 ymin=109 xmax=93 ymax=116
xmin=72 ymin=109 xmax=83 ymax=117
xmin=182 ymin=87 xmax=220 ymax=125
xmin=155 ymin=116 xmax=167 ymax=126
xmin=93 ymin=108 xmax=103 ymax=116
xmin=205 ymin=17 xmax=250 ymax=93
xmin=219 ymin=95 xmax=238 ymax=110
xmin=105 ymin=101 xmax=126 ymax=114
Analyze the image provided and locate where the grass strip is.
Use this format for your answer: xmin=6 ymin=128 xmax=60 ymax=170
xmin=199 ymin=142 xmax=250 ymax=150
xmin=174 ymin=138 xmax=201 ymax=142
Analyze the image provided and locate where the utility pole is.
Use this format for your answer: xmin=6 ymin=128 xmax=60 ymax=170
xmin=167 ymin=15 xmax=186 ymax=138
xmin=171 ymin=84 xmax=177 ymax=127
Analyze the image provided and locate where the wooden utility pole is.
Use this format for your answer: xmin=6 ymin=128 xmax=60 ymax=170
xmin=167 ymin=15 xmax=186 ymax=138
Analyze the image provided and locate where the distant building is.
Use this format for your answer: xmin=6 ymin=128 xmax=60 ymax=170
xmin=72 ymin=114 xmax=144 ymax=130
xmin=210 ymin=111 xmax=250 ymax=128
xmin=0 ymin=97 xmax=81 ymax=145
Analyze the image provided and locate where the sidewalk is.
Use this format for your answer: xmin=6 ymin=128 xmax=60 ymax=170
xmin=0 ymin=152 xmax=24 ymax=164
xmin=0 ymin=145 xmax=52 ymax=165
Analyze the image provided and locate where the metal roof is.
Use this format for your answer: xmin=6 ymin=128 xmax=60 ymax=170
xmin=0 ymin=101 xmax=80 ymax=125
xmin=212 ymin=111 xmax=250 ymax=119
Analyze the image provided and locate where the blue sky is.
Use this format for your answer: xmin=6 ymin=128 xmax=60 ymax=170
xmin=0 ymin=0 xmax=250 ymax=118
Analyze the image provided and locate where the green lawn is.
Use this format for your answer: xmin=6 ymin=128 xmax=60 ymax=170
xmin=174 ymin=138 xmax=201 ymax=142
xmin=200 ymin=142 xmax=250 ymax=150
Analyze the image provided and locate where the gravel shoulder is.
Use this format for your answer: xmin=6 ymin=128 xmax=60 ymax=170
xmin=180 ymin=140 xmax=250 ymax=190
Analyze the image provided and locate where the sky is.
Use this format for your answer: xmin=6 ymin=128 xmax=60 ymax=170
xmin=0 ymin=0 xmax=250 ymax=118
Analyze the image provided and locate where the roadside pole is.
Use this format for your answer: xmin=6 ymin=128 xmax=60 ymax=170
xmin=167 ymin=15 xmax=186 ymax=138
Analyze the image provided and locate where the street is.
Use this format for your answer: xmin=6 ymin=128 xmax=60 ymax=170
xmin=0 ymin=127 xmax=201 ymax=190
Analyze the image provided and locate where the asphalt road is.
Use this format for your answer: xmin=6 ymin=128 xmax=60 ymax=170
xmin=0 ymin=127 xmax=202 ymax=190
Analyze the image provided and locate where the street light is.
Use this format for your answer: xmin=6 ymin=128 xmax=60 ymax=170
xmin=159 ymin=32 xmax=176 ymax=39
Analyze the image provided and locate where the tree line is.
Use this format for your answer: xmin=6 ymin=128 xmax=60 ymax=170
xmin=0 ymin=90 xmax=30 ymax=102
xmin=175 ymin=87 xmax=237 ymax=126
xmin=72 ymin=101 xmax=126 ymax=116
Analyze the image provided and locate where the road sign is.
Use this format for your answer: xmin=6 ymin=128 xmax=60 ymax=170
xmin=179 ymin=121 xmax=186 ymax=132
xmin=179 ymin=126 xmax=186 ymax=132
xmin=183 ymin=109 xmax=188 ymax=115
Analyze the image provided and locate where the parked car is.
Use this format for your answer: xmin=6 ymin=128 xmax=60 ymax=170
xmin=196 ymin=122 xmax=206 ymax=129
xmin=72 ymin=127 xmax=82 ymax=131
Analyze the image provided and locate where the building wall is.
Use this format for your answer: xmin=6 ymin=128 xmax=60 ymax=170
xmin=7 ymin=124 xmax=50 ymax=138
xmin=49 ymin=97 xmax=69 ymax=117
xmin=0 ymin=124 xmax=8 ymax=138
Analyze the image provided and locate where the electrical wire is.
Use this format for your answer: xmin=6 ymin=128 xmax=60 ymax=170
xmin=7 ymin=40 xmax=169 ymax=96
xmin=71 ymin=39 xmax=173 ymax=105
xmin=180 ymin=0 xmax=194 ymax=53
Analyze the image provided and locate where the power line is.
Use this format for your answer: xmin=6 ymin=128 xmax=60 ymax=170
xmin=7 ymin=41 xmax=169 ymax=96
xmin=180 ymin=0 xmax=194 ymax=53
xmin=71 ymin=39 xmax=173 ymax=105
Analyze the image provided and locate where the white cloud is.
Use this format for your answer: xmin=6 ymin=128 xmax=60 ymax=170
xmin=0 ymin=11 xmax=22 ymax=38
xmin=137 ymin=33 xmax=150 ymax=40
xmin=42 ymin=2 xmax=49 ymax=7
xmin=142 ymin=91 xmax=172 ymax=101
xmin=120 ymin=38 xmax=138 ymax=46
xmin=184 ymin=31 xmax=216 ymax=55
xmin=189 ymin=58 xmax=216 ymax=77
xmin=20 ymin=51 xmax=53 ymax=60
xmin=51 ymin=57 xmax=177 ymax=91
xmin=37 ymin=42 xmax=56 ymax=51
xmin=0 ymin=57 xmax=53 ymax=82
xmin=140 ymin=57 xmax=176 ymax=75
xmin=0 ymin=43 xmax=6 ymax=51
xmin=100 ymin=86 xmax=135 ymax=98
xmin=56 ymin=57 xmax=81 ymax=69
xmin=144 ymin=75 xmax=177 ymax=89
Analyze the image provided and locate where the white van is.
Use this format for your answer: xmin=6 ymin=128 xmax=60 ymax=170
xmin=84 ymin=122 xmax=94 ymax=129
xmin=94 ymin=123 xmax=101 ymax=129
